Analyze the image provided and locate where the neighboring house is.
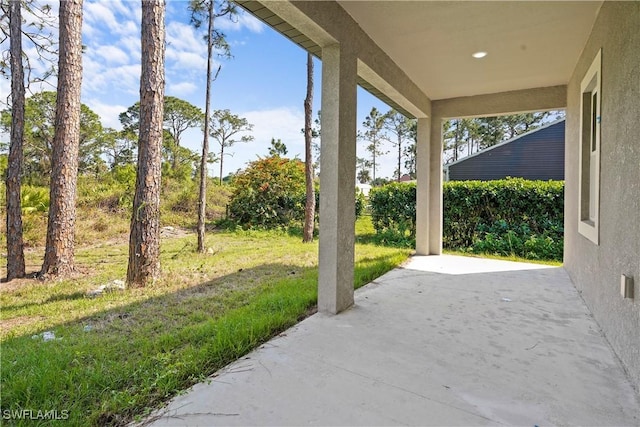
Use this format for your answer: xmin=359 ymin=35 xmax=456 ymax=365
xmin=355 ymin=183 xmax=371 ymax=197
xmin=238 ymin=1 xmax=640 ymax=390
xmin=445 ymin=119 xmax=565 ymax=181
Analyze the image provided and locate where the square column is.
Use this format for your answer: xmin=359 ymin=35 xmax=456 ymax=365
xmin=318 ymin=44 xmax=358 ymax=314
xmin=429 ymin=117 xmax=443 ymax=254
xmin=415 ymin=117 xmax=430 ymax=255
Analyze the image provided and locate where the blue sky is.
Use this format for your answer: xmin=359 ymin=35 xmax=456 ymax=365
xmin=0 ymin=0 xmax=396 ymax=178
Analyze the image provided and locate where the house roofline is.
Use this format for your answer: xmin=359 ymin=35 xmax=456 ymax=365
xmin=444 ymin=118 xmax=565 ymax=169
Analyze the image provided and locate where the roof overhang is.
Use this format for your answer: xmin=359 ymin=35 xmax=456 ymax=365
xmin=237 ymin=1 xmax=602 ymax=116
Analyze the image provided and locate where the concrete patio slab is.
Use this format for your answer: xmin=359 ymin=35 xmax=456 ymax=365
xmin=146 ymin=255 xmax=640 ymax=426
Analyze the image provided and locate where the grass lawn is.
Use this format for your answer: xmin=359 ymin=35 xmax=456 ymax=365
xmin=0 ymin=218 xmax=412 ymax=426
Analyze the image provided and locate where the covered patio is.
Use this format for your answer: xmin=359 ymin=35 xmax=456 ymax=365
xmin=213 ymin=0 xmax=639 ymax=394
xmin=227 ymin=0 xmax=599 ymax=316
xmin=147 ymin=255 xmax=640 ymax=425
xmin=145 ymin=2 xmax=639 ymax=423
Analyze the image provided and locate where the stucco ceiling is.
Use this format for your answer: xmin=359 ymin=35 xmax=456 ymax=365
xmin=337 ymin=1 xmax=602 ymax=100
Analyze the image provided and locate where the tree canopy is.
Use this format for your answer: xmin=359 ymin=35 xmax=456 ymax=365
xmin=209 ymin=109 xmax=254 ymax=183
xmin=268 ymin=138 xmax=288 ymax=157
xmin=1 ymin=91 xmax=104 ymax=183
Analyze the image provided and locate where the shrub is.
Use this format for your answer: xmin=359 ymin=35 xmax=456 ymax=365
xmin=444 ymin=178 xmax=564 ymax=260
xmin=77 ymin=172 xmax=134 ymax=213
xmin=0 ymin=154 xmax=7 ymax=180
xmin=369 ymin=182 xmax=416 ymax=238
xmin=160 ymin=177 xmax=232 ymax=227
xmin=229 ymin=157 xmax=365 ymax=230
xmin=21 ymin=186 xmax=49 ymax=213
xmin=355 ymin=190 xmax=366 ymax=218
xmin=369 ymin=178 xmax=564 ymax=261
xmin=229 ymin=157 xmax=307 ymax=228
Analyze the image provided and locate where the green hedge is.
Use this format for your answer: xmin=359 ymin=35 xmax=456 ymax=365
xmin=369 ymin=178 xmax=564 ymax=260
xmin=369 ymin=182 xmax=416 ymax=247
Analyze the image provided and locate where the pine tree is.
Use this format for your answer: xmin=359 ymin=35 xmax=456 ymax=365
xmin=127 ymin=0 xmax=165 ymax=287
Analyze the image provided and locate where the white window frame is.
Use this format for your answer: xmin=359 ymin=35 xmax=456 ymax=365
xmin=578 ymin=49 xmax=601 ymax=245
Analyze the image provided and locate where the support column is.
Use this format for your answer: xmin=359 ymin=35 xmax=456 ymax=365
xmin=429 ymin=117 xmax=443 ymax=254
xmin=415 ymin=117 xmax=430 ymax=255
xmin=318 ymin=43 xmax=357 ymax=314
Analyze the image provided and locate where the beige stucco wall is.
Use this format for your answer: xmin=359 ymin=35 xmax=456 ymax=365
xmin=564 ymin=1 xmax=640 ymax=390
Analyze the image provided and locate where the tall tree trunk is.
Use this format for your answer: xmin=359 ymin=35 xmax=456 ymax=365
xmin=127 ymin=0 xmax=165 ymax=287
xmin=372 ymin=148 xmax=376 ymax=182
xmin=219 ymin=145 xmax=224 ymax=184
xmin=40 ymin=0 xmax=83 ymax=279
xmin=453 ymin=121 xmax=459 ymax=162
xmin=6 ymin=0 xmax=26 ymax=280
xmin=197 ymin=0 xmax=214 ymax=253
xmin=303 ymin=52 xmax=315 ymax=243
xmin=171 ymin=142 xmax=178 ymax=170
xmin=397 ymin=134 xmax=401 ymax=181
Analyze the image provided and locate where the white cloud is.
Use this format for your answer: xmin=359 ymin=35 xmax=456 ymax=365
xmin=116 ymin=20 xmax=139 ymax=37
xmin=109 ymin=64 xmax=141 ymax=95
xmin=84 ymin=1 xmax=140 ymax=38
xmin=84 ymin=2 xmax=120 ymax=34
xmin=83 ymin=56 xmax=140 ymax=96
xmin=179 ymin=107 xmax=306 ymax=176
xmin=83 ymin=20 xmax=98 ymax=39
xmin=166 ymin=22 xmax=205 ymax=53
xmin=85 ymin=99 xmax=128 ymax=129
xmin=229 ymin=107 xmax=305 ymax=169
xmin=94 ymin=45 xmax=131 ymax=65
xmin=120 ymin=36 xmax=141 ymax=59
xmin=109 ymin=0 xmax=140 ymax=21
xmin=166 ymin=21 xmax=208 ymax=71
xmin=166 ymin=50 xmax=207 ymax=71
xmin=167 ymin=81 xmax=198 ymax=97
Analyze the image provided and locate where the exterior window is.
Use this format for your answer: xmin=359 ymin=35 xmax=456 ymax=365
xmin=578 ymin=49 xmax=601 ymax=244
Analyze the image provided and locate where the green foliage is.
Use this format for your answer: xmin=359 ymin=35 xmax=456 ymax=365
xmin=369 ymin=182 xmax=416 ymax=241
xmin=444 ymin=178 xmax=563 ymax=245
xmin=77 ymin=171 xmax=136 ymax=213
xmin=112 ymin=164 xmax=137 ymax=187
xmin=120 ymin=97 xmax=202 ymax=174
xmin=469 ymin=220 xmax=562 ymax=260
xmin=21 ymin=186 xmax=50 ymax=213
xmin=209 ymin=109 xmax=255 ymax=183
xmin=446 ymin=179 xmax=564 ymax=260
xmin=383 ymin=110 xmax=415 ymax=180
xmin=161 ymin=156 xmax=196 ymax=183
xmin=229 ymin=157 xmax=307 ymax=228
xmin=0 ymin=91 xmax=105 ymax=184
xmin=15 ymin=186 xmax=50 ymax=247
xmin=268 ymin=138 xmax=288 ymax=157
xmin=0 ymin=154 xmax=7 ymax=178
xmin=369 ymin=178 xmax=564 ymax=261
xmin=228 ymin=156 xmax=365 ymax=230
xmin=371 ymin=177 xmax=390 ymax=187
xmin=188 ymin=0 xmax=237 ymax=59
xmin=161 ymin=177 xmax=232 ymax=227
xmin=360 ymin=107 xmax=388 ymax=181
xmin=355 ymin=190 xmax=366 ymax=219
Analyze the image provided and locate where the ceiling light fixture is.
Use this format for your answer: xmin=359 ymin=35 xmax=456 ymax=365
xmin=472 ymin=51 xmax=487 ymax=59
